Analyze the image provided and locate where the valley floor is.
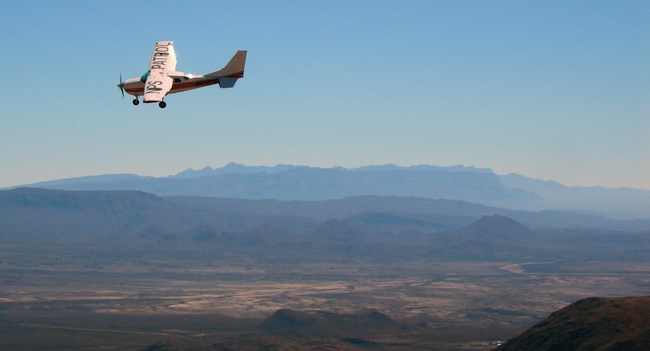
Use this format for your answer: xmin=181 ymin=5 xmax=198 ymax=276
xmin=1 ymin=245 xmax=649 ymax=350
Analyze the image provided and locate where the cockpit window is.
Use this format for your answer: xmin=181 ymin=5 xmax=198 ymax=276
xmin=140 ymin=70 xmax=151 ymax=83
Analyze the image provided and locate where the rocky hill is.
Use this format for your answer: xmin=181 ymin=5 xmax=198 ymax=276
xmin=496 ymin=296 xmax=650 ymax=351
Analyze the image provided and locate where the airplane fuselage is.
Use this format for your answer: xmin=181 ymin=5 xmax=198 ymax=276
xmin=121 ymin=75 xmax=221 ymax=99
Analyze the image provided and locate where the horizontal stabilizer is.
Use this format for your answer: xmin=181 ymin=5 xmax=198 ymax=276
xmin=218 ymin=77 xmax=237 ymax=88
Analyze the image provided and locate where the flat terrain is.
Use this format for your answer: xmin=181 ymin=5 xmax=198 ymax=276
xmin=2 ymin=244 xmax=649 ymax=350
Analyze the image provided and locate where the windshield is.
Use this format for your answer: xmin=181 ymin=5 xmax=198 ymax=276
xmin=139 ymin=70 xmax=150 ymax=83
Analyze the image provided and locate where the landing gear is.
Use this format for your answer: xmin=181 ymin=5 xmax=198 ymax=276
xmin=132 ymin=98 xmax=140 ymax=106
xmin=158 ymin=101 xmax=167 ymax=109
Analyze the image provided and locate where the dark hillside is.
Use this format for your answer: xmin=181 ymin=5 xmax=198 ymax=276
xmin=458 ymin=215 xmax=537 ymax=242
xmin=496 ymin=296 xmax=650 ymax=351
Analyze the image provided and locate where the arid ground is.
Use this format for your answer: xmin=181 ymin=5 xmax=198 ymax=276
xmin=2 ymin=244 xmax=649 ymax=350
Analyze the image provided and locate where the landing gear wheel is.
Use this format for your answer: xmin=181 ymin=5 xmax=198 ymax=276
xmin=159 ymin=101 xmax=167 ymax=109
xmin=132 ymin=98 xmax=140 ymax=106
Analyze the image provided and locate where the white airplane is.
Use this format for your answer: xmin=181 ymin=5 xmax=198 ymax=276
xmin=117 ymin=41 xmax=247 ymax=108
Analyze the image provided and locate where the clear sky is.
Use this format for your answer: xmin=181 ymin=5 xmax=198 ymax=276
xmin=1 ymin=1 xmax=649 ymax=189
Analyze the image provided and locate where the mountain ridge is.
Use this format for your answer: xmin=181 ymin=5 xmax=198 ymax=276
xmin=9 ymin=163 xmax=650 ymax=218
xmin=2 ymin=188 xmax=650 ymax=263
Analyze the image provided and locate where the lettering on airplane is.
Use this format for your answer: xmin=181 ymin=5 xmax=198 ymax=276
xmin=145 ymin=43 xmax=173 ymax=95
xmin=150 ymin=43 xmax=170 ymax=71
xmin=146 ymin=80 xmax=164 ymax=94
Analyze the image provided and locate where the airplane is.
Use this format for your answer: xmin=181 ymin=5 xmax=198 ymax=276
xmin=117 ymin=41 xmax=247 ymax=108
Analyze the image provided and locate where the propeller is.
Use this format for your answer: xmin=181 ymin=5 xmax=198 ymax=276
xmin=117 ymin=73 xmax=125 ymax=99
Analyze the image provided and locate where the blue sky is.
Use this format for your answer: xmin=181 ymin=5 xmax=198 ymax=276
xmin=1 ymin=1 xmax=649 ymax=189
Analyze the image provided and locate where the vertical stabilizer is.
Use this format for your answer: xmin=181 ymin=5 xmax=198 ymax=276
xmin=206 ymin=50 xmax=246 ymax=88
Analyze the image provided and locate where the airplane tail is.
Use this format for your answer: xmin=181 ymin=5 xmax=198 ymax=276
xmin=206 ymin=50 xmax=247 ymax=88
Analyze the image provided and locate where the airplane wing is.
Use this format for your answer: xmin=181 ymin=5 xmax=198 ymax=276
xmin=143 ymin=41 xmax=177 ymax=103
xmin=143 ymin=71 xmax=173 ymax=103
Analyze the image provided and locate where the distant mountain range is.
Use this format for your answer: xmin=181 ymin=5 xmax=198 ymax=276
xmin=9 ymin=163 xmax=650 ymax=219
xmin=2 ymin=188 xmax=649 ymax=262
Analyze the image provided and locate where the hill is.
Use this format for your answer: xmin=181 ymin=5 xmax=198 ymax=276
xmin=429 ymin=215 xmax=542 ymax=261
xmin=454 ymin=215 xmax=538 ymax=242
xmin=431 ymin=215 xmax=650 ymax=262
xmin=496 ymin=296 xmax=650 ymax=351
xmin=0 ymin=187 xmax=198 ymax=242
